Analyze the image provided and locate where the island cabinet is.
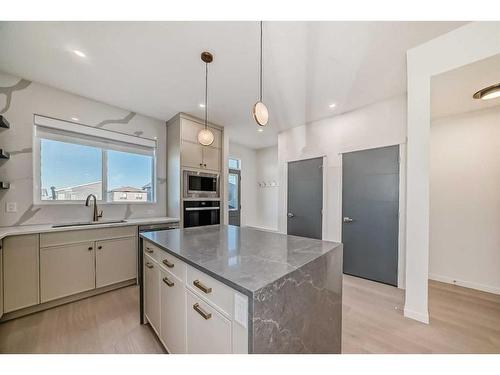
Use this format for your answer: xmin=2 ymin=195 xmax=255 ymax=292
xmin=142 ymin=239 xmax=248 ymax=354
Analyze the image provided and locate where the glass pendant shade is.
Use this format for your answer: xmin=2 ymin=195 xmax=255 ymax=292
xmin=198 ymin=128 xmax=214 ymax=146
xmin=253 ymin=101 xmax=269 ymax=126
xmin=473 ymin=83 xmax=500 ymax=100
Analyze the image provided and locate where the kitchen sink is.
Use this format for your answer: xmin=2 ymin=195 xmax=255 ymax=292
xmin=52 ymin=219 xmax=127 ymax=228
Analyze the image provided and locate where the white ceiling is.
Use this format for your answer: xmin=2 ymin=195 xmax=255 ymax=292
xmin=431 ymin=53 xmax=500 ymax=119
xmin=0 ymin=21 xmax=466 ymax=149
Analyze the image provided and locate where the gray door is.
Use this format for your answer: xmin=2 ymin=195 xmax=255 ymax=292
xmin=287 ymin=157 xmax=323 ymax=239
xmin=228 ymin=169 xmax=241 ymax=226
xmin=342 ymin=145 xmax=399 ymax=286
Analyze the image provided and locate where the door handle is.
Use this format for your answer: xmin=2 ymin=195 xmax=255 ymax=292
xmin=287 ymin=212 xmax=295 ymax=218
xmin=343 ymin=217 xmax=354 ymax=223
xmin=162 ymin=276 xmax=174 ymax=287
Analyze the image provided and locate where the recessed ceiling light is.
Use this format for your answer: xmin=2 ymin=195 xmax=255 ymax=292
xmin=473 ymin=83 xmax=500 ymax=100
xmin=73 ymin=50 xmax=86 ymax=58
xmin=257 ymin=128 xmax=264 ymax=132
xmin=199 ymin=103 xmax=206 ymax=108
xmin=329 ymin=103 xmax=337 ymax=109
xmin=71 ymin=117 xmax=79 ymax=121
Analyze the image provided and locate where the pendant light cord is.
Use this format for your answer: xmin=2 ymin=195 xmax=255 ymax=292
xmin=259 ymin=20 xmax=263 ymax=102
xmin=205 ymin=62 xmax=208 ymax=130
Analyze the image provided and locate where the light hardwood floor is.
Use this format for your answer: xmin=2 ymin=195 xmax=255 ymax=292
xmin=1 ymin=276 xmax=499 ymax=353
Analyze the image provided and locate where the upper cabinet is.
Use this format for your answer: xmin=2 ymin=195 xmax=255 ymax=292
xmin=180 ymin=118 xmax=222 ymax=172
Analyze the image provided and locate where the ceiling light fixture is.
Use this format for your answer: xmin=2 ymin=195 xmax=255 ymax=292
xmin=197 ymin=51 xmax=215 ymax=146
xmin=253 ymin=21 xmax=269 ymax=127
xmin=329 ymin=103 xmax=337 ymax=108
xmin=473 ymin=83 xmax=500 ymax=100
xmin=199 ymin=103 xmax=206 ymax=108
xmin=257 ymin=128 xmax=264 ymax=132
xmin=73 ymin=50 xmax=86 ymax=58
xmin=71 ymin=117 xmax=79 ymax=121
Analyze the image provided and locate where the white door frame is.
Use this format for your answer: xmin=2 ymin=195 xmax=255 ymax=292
xmin=405 ymin=22 xmax=500 ymax=323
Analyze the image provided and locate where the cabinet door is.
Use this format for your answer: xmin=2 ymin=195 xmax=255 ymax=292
xmin=202 ymin=146 xmax=221 ymax=171
xmin=181 ymin=119 xmax=222 ymax=149
xmin=96 ymin=237 xmax=137 ymax=288
xmin=40 ymin=242 xmax=96 ymax=303
xmin=181 ymin=141 xmax=204 ymax=169
xmin=186 ymin=290 xmax=231 ymax=353
xmin=160 ymin=269 xmax=186 ymax=353
xmin=3 ymin=234 xmax=39 ymax=313
xmin=144 ymin=255 xmax=161 ymax=334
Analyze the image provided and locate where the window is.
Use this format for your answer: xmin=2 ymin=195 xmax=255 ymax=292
xmin=228 ymin=173 xmax=239 ymax=211
xmin=228 ymin=158 xmax=241 ymax=170
xmin=34 ymin=115 xmax=156 ymax=203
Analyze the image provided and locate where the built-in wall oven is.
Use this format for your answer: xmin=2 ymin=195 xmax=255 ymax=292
xmin=183 ymin=200 xmax=220 ymax=228
xmin=183 ymin=170 xmax=219 ymax=199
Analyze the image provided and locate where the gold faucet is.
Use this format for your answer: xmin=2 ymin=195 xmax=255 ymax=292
xmin=85 ymin=194 xmax=103 ymax=222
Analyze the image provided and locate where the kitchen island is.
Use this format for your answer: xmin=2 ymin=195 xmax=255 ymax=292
xmin=139 ymin=225 xmax=343 ymax=354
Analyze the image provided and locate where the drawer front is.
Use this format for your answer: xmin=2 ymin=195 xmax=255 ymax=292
xmin=186 ymin=265 xmax=233 ymax=317
xmin=41 ymin=225 xmax=137 ymax=247
xmin=158 ymin=251 xmax=186 ymax=282
xmin=143 ymin=240 xmax=163 ymax=263
xmin=186 ymin=290 xmax=231 ymax=354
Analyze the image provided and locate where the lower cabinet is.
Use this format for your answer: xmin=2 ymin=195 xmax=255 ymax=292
xmin=40 ymin=242 xmax=96 ymax=303
xmin=160 ymin=269 xmax=186 ymax=353
xmin=186 ymin=289 xmax=232 ymax=354
xmin=96 ymin=237 xmax=137 ymax=288
xmin=2 ymin=234 xmax=40 ymax=313
xmin=144 ymin=254 xmax=161 ymax=334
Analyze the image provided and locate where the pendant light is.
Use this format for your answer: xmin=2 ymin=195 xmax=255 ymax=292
xmin=473 ymin=83 xmax=500 ymax=100
xmin=198 ymin=51 xmax=215 ymax=146
xmin=253 ymin=21 xmax=269 ymax=127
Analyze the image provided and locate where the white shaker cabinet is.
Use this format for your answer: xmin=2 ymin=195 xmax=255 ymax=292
xmin=160 ymin=269 xmax=186 ymax=353
xmin=40 ymin=242 xmax=96 ymax=303
xmin=144 ymin=254 xmax=161 ymax=334
xmin=96 ymin=237 xmax=137 ymax=288
xmin=185 ymin=289 xmax=232 ymax=354
xmin=3 ymin=234 xmax=40 ymax=313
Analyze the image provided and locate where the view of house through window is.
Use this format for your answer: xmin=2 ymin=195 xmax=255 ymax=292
xmin=37 ymin=120 xmax=156 ymax=203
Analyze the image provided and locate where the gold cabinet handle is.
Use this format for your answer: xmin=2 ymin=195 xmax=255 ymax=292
xmin=193 ymin=280 xmax=212 ymax=294
xmin=145 ymin=263 xmax=154 ymax=269
xmin=162 ymin=259 xmax=174 ymax=268
xmin=193 ymin=303 xmax=212 ymax=320
xmin=162 ymin=276 xmax=174 ymax=287
xmin=145 ymin=247 xmax=154 ymax=253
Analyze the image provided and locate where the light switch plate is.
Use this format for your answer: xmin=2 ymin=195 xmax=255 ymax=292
xmin=234 ymin=293 xmax=248 ymax=328
xmin=6 ymin=202 xmax=17 ymax=212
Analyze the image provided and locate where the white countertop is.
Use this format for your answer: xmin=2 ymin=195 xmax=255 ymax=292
xmin=0 ymin=216 xmax=179 ymax=241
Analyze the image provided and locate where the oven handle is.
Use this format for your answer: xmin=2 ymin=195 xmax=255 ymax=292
xmin=185 ymin=207 xmax=220 ymax=211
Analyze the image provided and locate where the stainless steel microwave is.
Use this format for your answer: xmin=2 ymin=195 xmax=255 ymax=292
xmin=183 ymin=170 xmax=220 ymax=199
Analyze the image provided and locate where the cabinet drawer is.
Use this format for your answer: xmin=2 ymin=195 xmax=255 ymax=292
xmin=186 ymin=289 xmax=231 ymax=354
xmin=186 ymin=265 xmax=233 ymax=317
xmin=41 ymin=226 xmax=136 ymax=247
xmin=143 ymin=240 xmax=164 ymax=263
xmin=158 ymin=251 xmax=186 ymax=282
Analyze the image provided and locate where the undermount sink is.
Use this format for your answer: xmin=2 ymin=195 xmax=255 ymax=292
xmin=52 ymin=219 xmax=127 ymax=228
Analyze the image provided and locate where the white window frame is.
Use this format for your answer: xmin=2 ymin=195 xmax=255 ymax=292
xmin=33 ymin=114 xmax=157 ymax=205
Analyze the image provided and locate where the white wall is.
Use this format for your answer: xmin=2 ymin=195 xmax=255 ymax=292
xmin=256 ymin=146 xmax=279 ymax=231
xmin=228 ymin=142 xmax=258 ymax=227
xmin=277 ymin=95 xmax=407 ymax=243
xmin=405 ymin=21 xmax=500 ymax=323
xmin=0 ymin=71 xmax=167 ymax=226
xmin=430 ymin=106 xmax=500 ymax=294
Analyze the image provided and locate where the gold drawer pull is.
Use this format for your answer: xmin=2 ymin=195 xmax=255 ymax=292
xmin=193 ymin=280 xmax=212 ymax=294
xmin=145 ymin=247 xmax=154 ymax=253
xmin=145 ymin=263 xmax=154 ymax=269
xmin=162 ymin=259 xmax=174 ymax=268
xmin=163 ymin=277 xmax=174 ymax=287
xmin=193 ymin=303 xmax=212 ymax=320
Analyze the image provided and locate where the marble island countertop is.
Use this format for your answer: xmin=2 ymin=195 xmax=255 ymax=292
xmin=0 ymin=216 xmax=179 ymax=241
xmin=140 ymin=224 xmax=342 ymax=296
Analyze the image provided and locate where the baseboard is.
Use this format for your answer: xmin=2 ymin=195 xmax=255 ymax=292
xmin=403 ymin=307 xmax=429 ymax=324
xmin=429 ymin=273 xmax=500 ymax=295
